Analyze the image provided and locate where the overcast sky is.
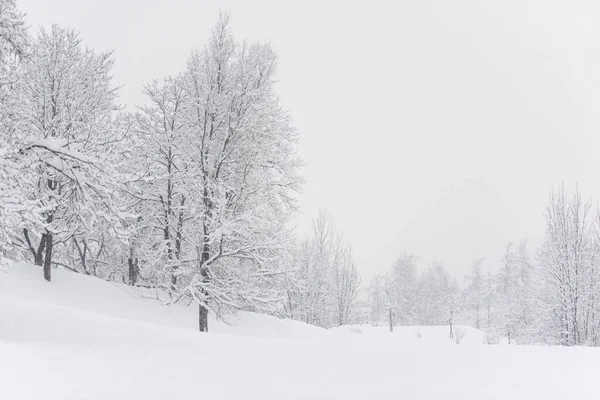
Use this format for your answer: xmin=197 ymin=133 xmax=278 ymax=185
xmin=18 ymin=0 xmax=600 ymax=281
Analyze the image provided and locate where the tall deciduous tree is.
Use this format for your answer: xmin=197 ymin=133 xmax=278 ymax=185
xmin=537 ymin=185 xmax=593 ymax=345
xmin=15 ymin=25 xmax=122 ymax=282
xmin=178 ymin=14 xmax=303 ymax=331
xmin=135 ymin=74 xmax=189 ymax=292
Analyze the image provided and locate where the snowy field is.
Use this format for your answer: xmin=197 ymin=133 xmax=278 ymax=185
xmin=2 ymin=264 xmax=600 ymax=399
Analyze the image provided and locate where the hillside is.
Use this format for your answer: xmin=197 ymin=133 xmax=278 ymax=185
xmin=2 ymin=262 xmax=600 ymax=399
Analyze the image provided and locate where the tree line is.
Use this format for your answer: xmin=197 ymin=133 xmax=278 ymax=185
xmin=367 ymin=185 xmax=600 ymax=346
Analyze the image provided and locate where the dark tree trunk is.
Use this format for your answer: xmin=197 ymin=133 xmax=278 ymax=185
xmin=43 ymin=231 xmax=53 ymax=282
xmin=128 ymin=257 xmax=138 ymax=286
xmin=35 ymin=236 xmax=45 ymax=266
xmin=198 ymin=221 xmax=210 ymax=332
xmin=198 ymin=180 xmax=213 ymax=333
xmin=198 ymin=249 xmax=209 ymax=332
xmin=128 ymin=244 xmax=138 ymax=286
xmin=73 ymin=238 xmax=90 ymax=275
xmin=42 ymin=205 xmax=55 ymax=282
xmin=172 ymin=196 xmax=185 ymax=292
xmin=199 ymin=301 xmax=209 ymax=332
xmin=23 ymin=229 xmax=46 ymax=266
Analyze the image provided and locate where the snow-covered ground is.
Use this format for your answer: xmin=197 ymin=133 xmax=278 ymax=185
xmin=332 ymin=323 xmax=488 ymax=344
xmin=2 ymin=263 xmax=600 ymax=399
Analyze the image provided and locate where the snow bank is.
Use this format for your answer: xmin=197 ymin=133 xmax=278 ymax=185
xmin=2 ymin=262 xmax=600 ymax=399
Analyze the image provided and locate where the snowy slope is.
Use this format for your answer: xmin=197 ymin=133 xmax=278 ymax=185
xmin=2 ymin=263 xmax=600 ymax=400
xmin=0 ymin=262 xmax=326 ymax=338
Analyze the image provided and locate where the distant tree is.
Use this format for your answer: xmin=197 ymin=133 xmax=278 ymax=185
xmin=281 ymin=210 xmax=360 ymax=328
xmin=367 ymin=274 xmax=386 ymax=324
xmin=389 ymin=253 xmax=419 ymax=325
xmin=333 ymin=244 xmax=361 ymax=326
xmin=494 ymin=240 xmax=536 ymax=344
xmin=483 ymin=269 xmax=497 ymax=344
xmin=464 ymin=257 xmax=484 ymax=329
xmin=446 ymin=277 xmax=462 ymax=339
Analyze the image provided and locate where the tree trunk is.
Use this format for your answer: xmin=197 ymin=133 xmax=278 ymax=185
xmin=34 ymin=235 xmax=45 ymax=266
xmin=43 ymin=231 xmax=53 ymax=282
xmin=389 ymin=308 xmax=393 ymax=333
xmin=198 ymin=233 xmax=210 ymax=332
xmin=23 ymin=228 xmax=46 ymax=266
xmin=128 ymin=257 xmax=138 ymax=286
xmin=172 ymin=196 xmax=185 ymax=292
xmin=199 ymin=302 xmax=209 ymax=332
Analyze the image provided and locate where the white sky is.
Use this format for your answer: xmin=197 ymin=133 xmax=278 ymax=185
xmin=18 ymin=0 xmax=600 ymax=281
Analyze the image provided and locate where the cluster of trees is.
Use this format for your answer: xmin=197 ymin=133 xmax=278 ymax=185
xmin=367 ymin=255 xmax=461 ymax=335
xmin=368 ymin=185 xmax=600 ymax=347
xmin=463 ymin=242 xmax=535 ymax=344
xmin=366 ymin=241 xmax=536 ymax=344
xmin=536 ymin=186 xmax=600 ymax=346
xmin=281 ymin=211 xmax=361 ymax=328
xmin=464 ymin=185 xmax=600 ymax=346
xmin=0 ymin=2 xmax=322 ymax=332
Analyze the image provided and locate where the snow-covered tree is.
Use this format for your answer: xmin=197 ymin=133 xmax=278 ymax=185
xmin=13 ymin=25 xmax=123 ymax=282
xmin=583 ymin=212 xmax=600 ymax=346
xmin=367 ymin=274 xmax=386 ymax=324
xmin=281 ymin=210 xmax=360 ymax=328
xmin=367 ymin=257 xmax=464 ymax=330
xmin=0 ymin=0 xmax=29 ymax=256
xmin=446 ymin=277 xmax=461 ymax=339
xmin=388 ymin=253 xmax=419 ymax=325
xmin=173 ymin=14 xmax=303 ymax=331
xmin=493 ymin=241 xmax=536 ymax=344
xmin=332 ymin=237 xmax=361 ymax=326
xmin=537 ymin=185 xmax=594 ymax=345
xmin=134 ymin=74 xmax=190 ymax=292
xmin=464 ymin=258 xmax=484 ymax=329
xmin=482 ymin=268 xmax=498 ymax=344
